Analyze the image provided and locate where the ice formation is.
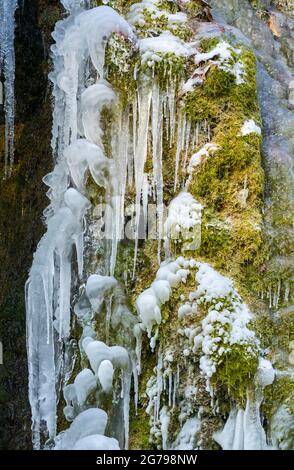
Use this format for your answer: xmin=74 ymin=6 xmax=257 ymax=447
xmin=193 ymin=263 xmax=259 ymax=381
xmin=26 ymin=3 xmax=138 ymax=449
xmin=186 ymin=143 xmax=219 ymax=188
xmin=214 ymin=358 xmax=275 ymax=450
xmin=172 ymin=417 xmax=201 ymax=450
xmin=139 ymin=31 xmax=193 ymax=62
xmin=25 ymin=0 xmax=281 ymax=453
xmin=241 ymin=119 xmax=262 ymax=136
xmin=0 ymin=0 xmax=18 ymax=176
xmin=164 ymin=192 xmax=202 ymax=253
xmin=55 ymin=408 xmax=108 ymax=450
xmin=128 ymin=0 xmax=187 ymax=27
xmin=194 ymin=40 xmax=245 ymax=85
xmin=136 ymin=258 xmax=190 ymax=340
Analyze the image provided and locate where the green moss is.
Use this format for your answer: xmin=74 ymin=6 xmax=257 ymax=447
xmin=213 ymin=347 xmax=259 ymax=404
xmin=263 ymin=375 xmax=294 ymax=419
xmin=181 ymin=40 xmax=265 ymax=287
xmin=105 ymin=34 xmax=138 ymax=105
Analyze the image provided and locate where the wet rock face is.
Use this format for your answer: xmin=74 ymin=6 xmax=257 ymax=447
xmin=0 ymin=0 xmax=62 ymax=450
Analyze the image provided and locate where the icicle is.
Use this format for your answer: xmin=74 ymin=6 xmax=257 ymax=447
xmin=26 ymin=5 xmax=137 ymax=448
xmin=142 ymin=173 xmax=149 ymax=239
xmin=174 ymin=111 xmax=186 ymax=192
xmin=0 ymin=0 xmax=18 ymax=176
xmin=133 ymin=84 xmax=152 ymax=277
xmin=131 ymin=352 xmax=139 ymax=413
xmin=285 ymin=282 xmax=290 ymax=303
xmin=276 ymin=279 xmax=281 ymax=309
xmin=168 ymin=371 xmax=172 ymax=407
xmin=168 ymin=79 xmax=176 ymax=147
xmin=123 ymin=370 xmax=132 ymax=450
xmin=156 ymin=351 xmax=163 ymax=421
xmin=105 ymin=294 xmax=113 ymax=342
xmin=151 ymin=83 xmax=164 ymax=263
xmin=183 ymin=119 xmax=191 ymax=170
xmin=172 ymin=370 xmax=177 ymax=409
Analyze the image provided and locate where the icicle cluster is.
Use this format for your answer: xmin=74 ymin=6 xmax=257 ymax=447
xmin=26 ymin=4 xmax=137 ymax=449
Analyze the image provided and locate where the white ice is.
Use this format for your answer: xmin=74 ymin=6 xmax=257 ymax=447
xmin=164 ymin=192 xmax=202 ymax=253
xmin=55 ymin=408 xmax=108 ymax=450
xmin=241 ymin=119 xmax=262 ymax=136
xmin=73 ymin=434 xmax=120 ymax=450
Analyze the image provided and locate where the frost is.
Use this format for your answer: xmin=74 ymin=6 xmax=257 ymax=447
xmin=0 ymin=0 xmax=18 ymax=176
xmin=241 ymin=119 xmax=262 ymax=136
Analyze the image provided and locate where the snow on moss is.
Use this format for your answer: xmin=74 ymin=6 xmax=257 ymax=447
xmin=128 ymin=0 xmax=188 ymax=34
xmin=186 ymin=143 xmax=219 ymax=188
xmin=164 ymin=191 xmax=202 ymax=253
xmin=194 ymin=41 xmax=246 ymax=85
xmin=241 ymin=119 xmax=261 ymax=136
xmin=192 ymin=262 xmax=259 ymax=383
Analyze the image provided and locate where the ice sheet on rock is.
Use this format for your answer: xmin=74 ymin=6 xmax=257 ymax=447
xmin=0 ymin=0 xmax=18 ymax=176
xmin=80 ymin=81 xmax=116 ymax=146
xmin=172 ymin=417 xmax=201 ymax=450
xmin=73 ymin=434 xmax=120 ymax=450
xmin=241 ymin=119 xmax=261 ymax=136
xmin=255 ymin=358 xmax=275 ymax=388
xmin=55 ymin=408 xmax=107 ymax=449
xmin=271 ymin=406 xmax=294 ymax=450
